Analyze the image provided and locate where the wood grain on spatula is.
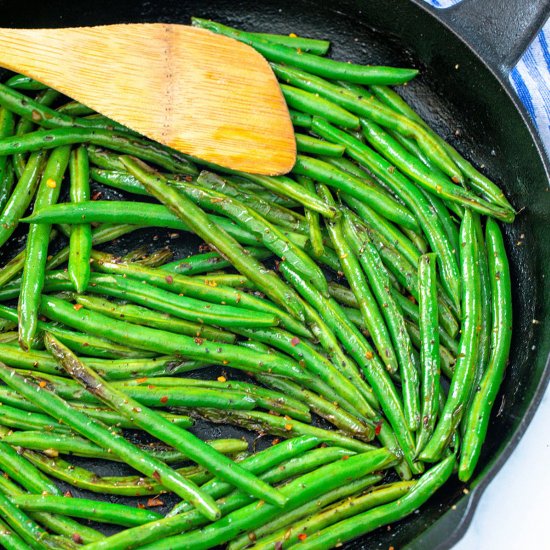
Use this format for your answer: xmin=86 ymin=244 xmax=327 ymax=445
xmin=0 ymin=24 xmax=296 ymax=174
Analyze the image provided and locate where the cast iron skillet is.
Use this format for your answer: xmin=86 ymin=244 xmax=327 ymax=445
xmin=0 ymin=0 xmax=549 ymax=547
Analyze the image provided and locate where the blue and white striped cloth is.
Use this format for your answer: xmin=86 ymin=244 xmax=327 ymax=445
xmin=424 ymin=0 xmax=550 ymax=157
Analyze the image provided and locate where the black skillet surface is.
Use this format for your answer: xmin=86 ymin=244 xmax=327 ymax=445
xmin=0 ymin=0 xmax=549 ymax=547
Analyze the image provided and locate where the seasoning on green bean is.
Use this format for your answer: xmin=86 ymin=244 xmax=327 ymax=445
xmin=0 ymin=361 xmax=222 ymax=520
xmin=18 ymin=146 xmax=70 ymax=350
xmin=120 ymin=155 xmax=306 ymax=320
xmin=343 ymin=211 xmax=420 ymax=431
xmin=420 ymin=210 xmax=481 ymax=462
xmin=294 ymin=154 xmax=420 ymax=232
xmin=415 ymin=253 xmax=441 ymax=454
xmin=459 ymin=218 xmax=512 ymax=481
xmin=47 ymin=333 xmax=288 ymax=509
xmin=292 ymin=455 xmax=455 ymax=550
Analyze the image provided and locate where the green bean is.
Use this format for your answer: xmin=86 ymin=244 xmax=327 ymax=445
xmin=294 ymin=154 xmax=420 ymax=232
xmin=0 ymin=151 xmax=46 ymax=248
xmin=0 ymin=401 xmax=71 ymax=432
xmin=196 ymin=170 xmax=306 ymax=232
xmin=18 ymin=146 xmax=70 ymax=350
xmin=160 ymin=247 xmax=270 ymax=275
xmin=227 ymin=171 xmax=336 ymax=218
xmin=257 ymin=374 xmax=373 ymax=440
xmin=0 ymin=440 xmax=59 ymax=495
xmin=390 ymin=289 xmax=458 ymax=355
xmin=360 ymin=117 xmax=513 ymax=222
xmin=0 ymin=127 xmax=197 ymax=174
xmin=11 ymin=495 xmax=162 ymax=528
xmin=1 ymin=302 xmax=159 ymax=358
xmin=5 ymin=74 xmax=47 ymax=90
xmin=57 ymin=100 xmax=95 ymax=116
xmin=235 ymin=325 xmax=375 ymax=420
xmin=343 ymin=211 xmax=420 ymax=431
xmin=459 ymin=218 xmax=512 ymax=481
xmin=12 ymin=89 xmax=59 ymax=179
xmin=231 ymin=477 xmax=387 ymax=549
xmin=121 ymin=156 xmax=306 ymax=320
xmin=166 ymin=178 xmax=327 ymax=293
xmin=272 ymin=64 xmax=459 ymax=179
xmin=0 ymin=517 xmax=32 ymax=550
xmin=0 ymin=357 xmax=222 ymax=520
xmin=421 ymin=187 xmax=460 ymax=260
xmin=342 ymin=192 xmax=421 ymax=266
xmin=116 ymin=377 xmax=311 ymax=422
xmin=193 ymin=19 xmax=418 ymax=85
xmin=47 ymin=333 xmax=288 ymax=509
xmin=193 ymin=408 xmax=374 ymax=453
xmin=404 ymin=320 xmax=455 ymax=380
xmin=249 ymin=32 xmax=330 ymax=54
xmin=312 ymin=117 xmax=461 ymax=310
xmin=415 ymin=253 xmax=441 ymax=454
xmin=139 ymin=448 xmax=396 ymax=550
xmin=322 ymin=190 xmax=398 ymax=376
xmin=281 ymin=84 xmax=359 ymax=128
xmin=0 ymin=83 xmax=130 ymax=134
xmin=420 ymin=210 xmax=481 ymax=462
xmin=86 ymin=444 xmax=340 ymax=550
xmin=91 ymin=254 xmax=311 ymax=338
xmin=24 ymin=448 xmax=210 ymax=496
xmin=67 ymin=146 xmax=92 ymax=292
xmin=250 ymin=480 xmax=414 ymax=550
xmin=289 ymin=109 xmax=312 ymax=128
xmin=293 ymin=455 xmax=455 ymax=550
xmin=0 ymin=491 xmax=51 ymax=549
xmin=463 ymin=214 xmax=492 ymax=415
xmin=295 ymin=175 xmax=325 ymax=257
xmin=46 ymin=223 xmax=144 ymax=270
xmin=75 ymin=294 xmax=237 ymax=343
xmin=369 ymin=84 xmax=514 ymax=210
xmin=281 ymin=262 xmax=417 ymax=471
xmin=0 ymin=158 xmax=14 ymax=213
xmin=25 ymin=199 xmax=267 ymax=247
xmin=295 ymin=133 xmax=344 ymax=156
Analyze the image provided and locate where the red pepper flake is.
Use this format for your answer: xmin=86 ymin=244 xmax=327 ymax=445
xmin=198 ymin=243 xmax=211 ymax=252
xmin=272 ymin=438 xmax=280 ymax=446
xmin=451 ymin=176 xmax=460 ymax=184
xmin=298 ymin=533 xmax=308 ymax=541
xmin=342 ymin=455 xmax=350 ymax=461
xmin=365 ymin=351 xmax=374 ymax=360
xmin=137 ymin=502 xmax=146 ymax=509
xmin=284 ymin=423 xmax=293 ymax=431
xmin=185 ymin=175 xmax=194 ymax=182
xmin=152 ymin=471 xmax=161 ymax=481
xmin=194 ymin=337 xmax=204 ymax=345
xmin=375 ymin=420 xmax=383 ymax=435
xmin=165 ymin=275 xmax=174 ymax=284
xmin=72 ymin=533 xmax=83 ymax=544
xmin=275 ymin=543 xmax=283 ymax=550
xmin=136 ymin=377 xmax=148 ymax=383
xmin=160 ymin=396 xmax=168 ymax=404
xmin=222 ymin=360 xmax=229 ymax=365
xmin=147 ymin=497 xmax=164 ymax=507
xmin=147 ymin=384 xmax=155 ymax=389
xmin=73 ymin=304 xmax=84 ymax=311
xmin=91 ymin=191 xmax=103 ymax=201
xmin=63 ymin=490 xmax=73 ymax=498
xmin=38 ymin=380 xmax=47 ymax=388
xmin=290 ymin=336 xmax=300 ymax=347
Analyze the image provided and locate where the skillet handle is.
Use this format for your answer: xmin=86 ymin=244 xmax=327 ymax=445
xmin=419 ymin=0 xmax=549 ymax=77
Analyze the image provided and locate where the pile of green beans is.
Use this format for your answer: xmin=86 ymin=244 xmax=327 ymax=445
xmin=0 ymin=18 xmax=514 ymax=550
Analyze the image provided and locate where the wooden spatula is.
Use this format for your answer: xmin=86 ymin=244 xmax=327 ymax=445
xmin=0 ymin=24 xmax=296 ymax=175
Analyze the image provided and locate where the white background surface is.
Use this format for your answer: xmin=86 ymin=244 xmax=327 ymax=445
xmin=453 ymin=383 xmax=550 ymax=549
